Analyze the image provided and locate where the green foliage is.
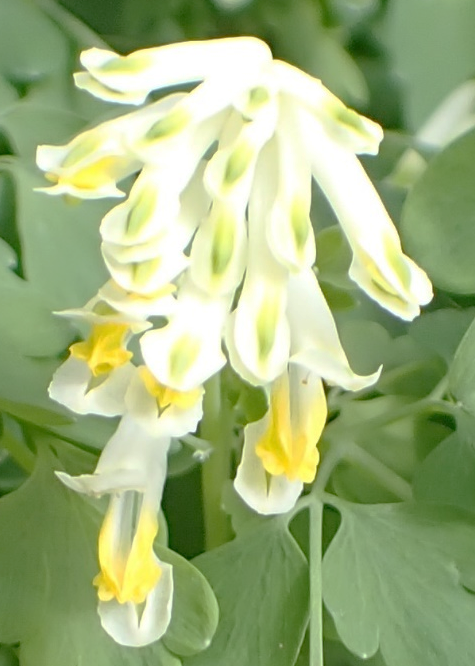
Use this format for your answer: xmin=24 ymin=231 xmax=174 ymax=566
xmin=383 ymin=0 xmax=475 ymax=129
xmin=0 ymin=446 xmax=217 ymax=666
xmin=323 ymin=500 xmax=475 ymax=666
xmin=189 ymin=517 xmax=309 ymax=666
xmin=400 ymin=129 xmax=475 ymax=294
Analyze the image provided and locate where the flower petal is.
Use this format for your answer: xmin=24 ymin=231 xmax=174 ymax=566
xmin=97 ymin=560 xmax=173 ymax=647
xmin=78 ymin=37 xmax=272 ymax=105
xmin=141 ymin=280 xmax=230 ymax=391
xmin=287 ymin=268 xmax=381 ymax=390
xmin=48 ymin=357 xmax=134 ymax=416
xmin=234 ymin=416 xmax=303 ymax=515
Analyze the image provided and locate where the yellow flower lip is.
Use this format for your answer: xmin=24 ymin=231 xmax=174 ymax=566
xmin=139 ymin=365 xmax=202 ymax=412
xmin=255 ymin=370 xmax=326 ymax=483
xmin=69 ymin=323 xmax=132 ymax=377
xmin=94 ymin=496 xmax=162 ymax=605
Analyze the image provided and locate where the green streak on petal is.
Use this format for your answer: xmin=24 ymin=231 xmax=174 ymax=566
xmin=333 ymin=105 xmax=366 ymax=134
xmin=98 ymin=53 xmax=152 ymax=75
xmin=61 ymin=134 xmax=103 ymax=168
xmin=224 ymin=142 xmax=253 ymax=186
xmin=146 ymin=107 xmax=189 ymax=142
xmin=169 ymin=335 xmax=200 ymax=383
xmin=126 ymin=185 xmax=158 ymax=238
xmin=211 ymin=210 xmax=235 ymax=276
xmin=132 ymin=257 xmax=161 ymax=289
xmin=290 ymin=198 xmax=310 ymax=255
xmin=92 ymin=301 xmax=119 ymax=316
xmin=255 ymin=296 xmax=279 ymax=361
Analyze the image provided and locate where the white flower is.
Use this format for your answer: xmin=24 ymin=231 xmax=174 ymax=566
xmin=57 ymin=415 xmax=173 ymax=647
xmin=74 ymin=37 xmax=272 ymax=106
xmin=234 ymin=267 xmax=381 ymax=515
xmin=225 ymin=142 xmax=290 ymax=385
xmin=125 ymin=365 xmax=204 ymax=438
xmin=295 ymin=103 xmax=433 ymax=320
xmin=96 ymin=280 xmax=176 ymax=320
xmin=234 ymin=364 xmax=326 ymax=515
xmin=140 ymin=279 xmax=230 ymax=391
xmin=287 ymin=268 xmax=381 ymax=391
xmin=49 ymin=321 xmax=135 ymax=416
xmin=36 ymin=117 xmax=139 ymax=200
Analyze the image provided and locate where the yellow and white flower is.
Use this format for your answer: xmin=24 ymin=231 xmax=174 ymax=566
xmin=140 ymin=279 xmax=230 ymax=392
xmin=234 ymin=364 xmax=326 ymax=515
xmin=57 ymin=415 xmax=173 ymax=647
xmin=234 ymin=267 xmax=381 ymax=515
xmin=125 ymin=365 xmax=204 ymax=438
xmin=49 ymin=321 xmax=135 ymax=417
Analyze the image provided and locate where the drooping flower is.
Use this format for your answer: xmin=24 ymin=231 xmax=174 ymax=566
xmin=234 ymin=268 xmax=381 ymax=514
xmin=49 ymin=321 xmax=135 ymax=417
xmin=234 ymin=364 xmax=327 ymax=514
xmin=57 ymin=416 xmax=173 ymax=647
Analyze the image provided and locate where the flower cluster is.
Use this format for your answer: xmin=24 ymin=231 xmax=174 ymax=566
xmin=38 ymin=36 xmax=432 ymax=646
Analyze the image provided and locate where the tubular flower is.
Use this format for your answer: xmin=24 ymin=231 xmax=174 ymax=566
xmin=49 ymin=320 xmax=135 ymax=417
xmin=125 ymin=365 xmax=204 ymax=438
xmin=57 ymin=416 xmax=173 ymax=647
xmin=234 ymin=364 xmax=327 ymax=515
xmin=234 ymin=267 xmax=381 ymax=515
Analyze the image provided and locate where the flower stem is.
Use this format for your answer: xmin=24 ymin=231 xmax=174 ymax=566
xmin=309 ymin=498 xmax=324 ymax=666
xmin=200 ymin=372 xmax=233 ymax=550
xmin=343 ymin=441 xmax=413 ymax=501
xmin=307 ymin=441 xmax=347 ymax=666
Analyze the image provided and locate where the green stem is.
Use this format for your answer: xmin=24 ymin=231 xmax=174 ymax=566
xmin=326 ymin=396 xmax=452 ymax=441
xmin=200 ymin=373 xmax=233 ymax=550
xmin=309 ymin=498 xmax=324 ymax=666
xmin=343 ymin=441 xmax=413 ymax=501
xmin=307 ymin=441 xmax=347 ymax=666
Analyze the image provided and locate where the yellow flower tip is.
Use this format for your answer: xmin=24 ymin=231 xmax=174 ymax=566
xmin=139 ymin=365 xmax=201 ymax=411
xmin=255 ymin=373 xmax=323 ymax=483
xmin=69 ymin=323 xmax=132 ymax=377
xmin=95 ymin=505 xmax=162 ymax=605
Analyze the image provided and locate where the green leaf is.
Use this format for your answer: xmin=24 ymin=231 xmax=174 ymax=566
xmin=409 ymin=308 xmax=475 ymax=365
xmin=328 ymin=395 xmax=450 ymax=503
xmin=339 ymin=320 xmax=445 ymax=397
xmin=0 ymin=0 xmax=69 ymax=83
xmin=449 ymin=314 xmax=475 ymax=413
xmin=0 ymin=238 xmax=72 ymax=357
xmin=187 ymin=519 xmax=309 ymax=666
xmin=323 ymin=501 xmax=475 ymax=666
xmin=2 ymin=158 xmax=109 ymax=309
xmin=383 ymin=0 xmax=475 ymax=129
xmin=0 ymin=447 xmax=181 ymax=666
xmin=0 ymin=104 xmax=86 ymax=159
xmin=400 ymin=128 xmax=475 ymax=294
xmin=315 ymin=226 xmax=353 ymax=290
xmin=158 ymin=547 xmax=218 ymax=657
xmin=0 ymin=397 xmax=71 ymax=426
xmin=413 ymin=430 xmax=475 ymax=512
